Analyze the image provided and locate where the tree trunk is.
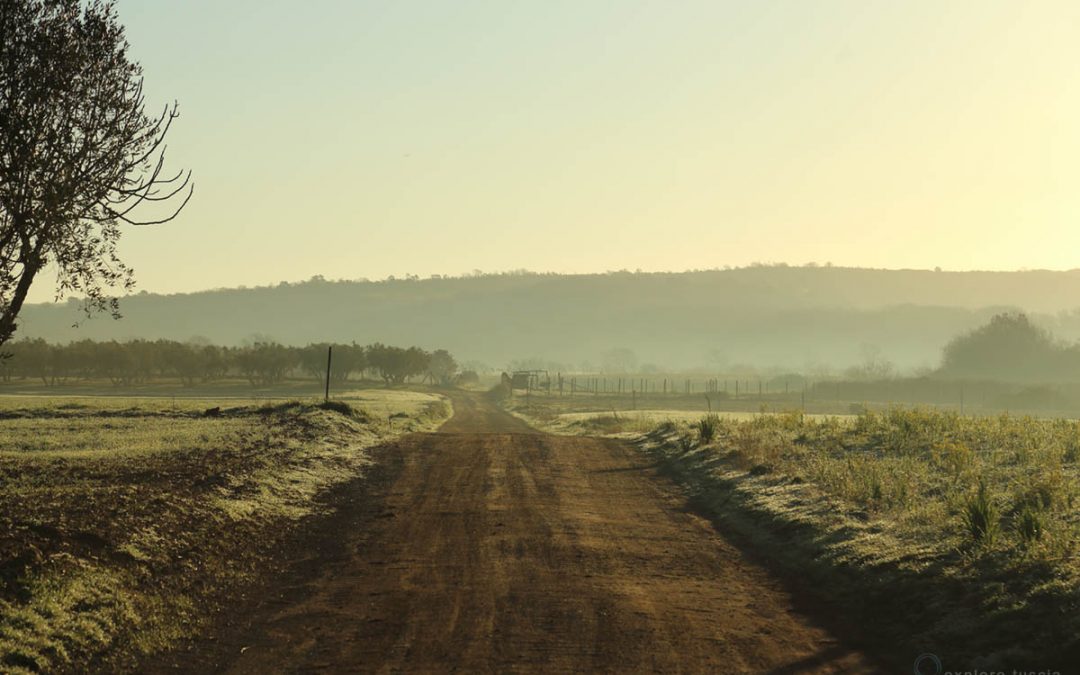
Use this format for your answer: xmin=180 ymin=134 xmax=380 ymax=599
xmin=0 ymin=235 xmax=43 ymax=348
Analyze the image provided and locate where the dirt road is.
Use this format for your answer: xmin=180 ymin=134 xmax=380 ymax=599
xmin=152 ymin=393 xmax=874 ymax=673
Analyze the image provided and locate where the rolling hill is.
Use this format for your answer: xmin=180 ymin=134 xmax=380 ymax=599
xmin=16 ymin=266 xmax=1080 ymax=372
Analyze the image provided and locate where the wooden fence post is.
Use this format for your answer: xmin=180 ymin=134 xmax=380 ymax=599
xmin=324 ymin=345 xmax=333 ymax=402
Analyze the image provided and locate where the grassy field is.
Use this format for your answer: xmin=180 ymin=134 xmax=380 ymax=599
xmin=0 ymin=390 xmax=449 ymax=674
xmin=509 ymin=396 xmax=1080 ymax=670
xmin=525 ymin=407 xmax=853 ymax=436
xmin=0 ymin=376 xmax=437 ymax=400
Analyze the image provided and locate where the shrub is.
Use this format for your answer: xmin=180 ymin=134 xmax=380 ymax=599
xmin=964 ymin=481 xmax=1000 ymax=546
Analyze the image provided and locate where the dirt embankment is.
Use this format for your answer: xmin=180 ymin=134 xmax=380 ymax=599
xmin=150 ymin=393 xmax=875 ymax=673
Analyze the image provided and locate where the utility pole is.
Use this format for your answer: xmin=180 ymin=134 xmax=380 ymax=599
xmin=325 ymin=345 xmax=333 ymax=402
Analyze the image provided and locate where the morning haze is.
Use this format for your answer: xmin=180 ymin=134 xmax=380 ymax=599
xmin=24 ymin=0 xmax=1080 ymax=302
xmin=18 ymin=266 xmax=1080 ymax=375
xmin=2 ymin=2 xmax=1079 ymax=674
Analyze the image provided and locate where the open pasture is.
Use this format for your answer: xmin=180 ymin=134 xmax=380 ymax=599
xmin=522 ymin=407 xmax=853 ymax=436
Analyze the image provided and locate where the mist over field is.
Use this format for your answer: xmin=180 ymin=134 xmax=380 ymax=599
xmin=18 ymin=266 xmax=1080 ymax=374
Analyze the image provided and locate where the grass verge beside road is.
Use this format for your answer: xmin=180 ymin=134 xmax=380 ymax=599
xmin=509 ymin=396 xmax=1080 ymax=671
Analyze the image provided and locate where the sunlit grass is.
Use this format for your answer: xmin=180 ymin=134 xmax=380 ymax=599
xmin=516 ymin=406 xmax=852 ymax=436
xmin=0 ymin=416 xmax=251 ymax=458
xmin=659 ymin=409 xmax=1080 ymax=666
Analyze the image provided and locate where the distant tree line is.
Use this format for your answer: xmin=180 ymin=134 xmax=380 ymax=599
xmin=0 ymin=338 xmax=467 ymax=388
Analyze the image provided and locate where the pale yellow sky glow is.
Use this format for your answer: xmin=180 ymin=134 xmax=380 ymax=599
xmin=32 ymin=1 xmax=1080 ymax=300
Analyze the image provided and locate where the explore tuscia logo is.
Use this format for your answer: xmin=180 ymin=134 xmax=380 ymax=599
xmin=914 ymin=653 xmax=1062 ymax=675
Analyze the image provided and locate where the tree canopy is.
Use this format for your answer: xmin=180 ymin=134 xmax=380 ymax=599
xmin=0 ymin=0 xmax=191 ymax=347
xmin=940 ymin=313 xmax=1079 ymax=382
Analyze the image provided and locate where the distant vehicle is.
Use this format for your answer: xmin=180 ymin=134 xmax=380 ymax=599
xmin=503 ymin=370 xmax=550 ymax=392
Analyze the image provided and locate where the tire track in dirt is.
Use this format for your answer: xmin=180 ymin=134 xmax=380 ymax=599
xmin=149 ymin=393 xmax=876 ymax=673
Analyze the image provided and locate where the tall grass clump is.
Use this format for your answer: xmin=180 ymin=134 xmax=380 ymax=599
xmin=1015 ymin=504 xmax=1045 ymax=546
xmin=697 ymin=414 xmax=719 ymax=444
xmin=964 ymin=481 xmax=1000 ymax=546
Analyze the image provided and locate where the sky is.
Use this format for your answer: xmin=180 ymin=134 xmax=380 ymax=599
xmin=30 ymin=1 xmax=1080 ymax=300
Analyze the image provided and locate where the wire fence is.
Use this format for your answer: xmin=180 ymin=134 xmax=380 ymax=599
xmin=509 ymin=373 xmax=1080 ymax=418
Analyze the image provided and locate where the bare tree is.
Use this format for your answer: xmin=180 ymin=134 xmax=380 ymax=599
xmin=0 ymin=0 xmax=192 ymax=347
